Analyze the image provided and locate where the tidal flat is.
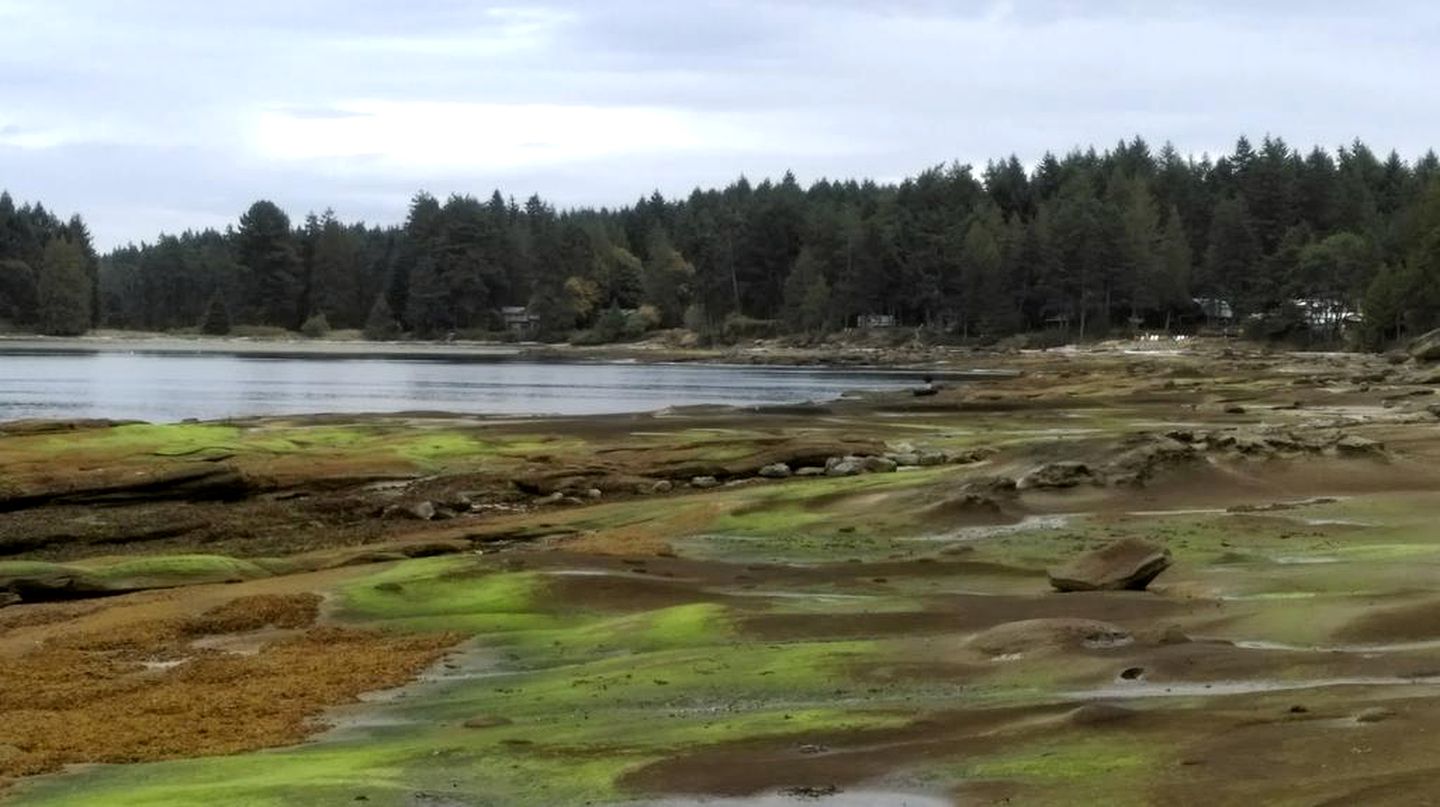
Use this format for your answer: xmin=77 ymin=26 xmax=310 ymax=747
xmin=4 ymin=345 xmax=1440 ymax=806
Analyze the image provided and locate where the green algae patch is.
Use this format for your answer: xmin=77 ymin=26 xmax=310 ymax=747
xmin=0 ymin=554 xmax=273 ymax=596
xmin=37 ymin=422 xmax=243 ymax=458
xmin=337 ymin=559 xmax=568 ymax=634
xmin=75 ymin=554 xmax=273 ymax=586
xmin=941 ymin=733 xmax=1163 ymax=806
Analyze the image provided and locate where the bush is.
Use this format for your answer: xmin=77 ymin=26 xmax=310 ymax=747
xmin=721 ymin=313 xmax=780 ymax=342
xmin=300 ymin=312 xmax=331 ymax=338
xmin=362 ymin=295 xmax=398 ymax=341
xmin=199 ymin=293 xmax=231 ymax=335
xmin=230 ymin=325 xmax=293 ymax=339
xmin=624 ymin=304 xmax=661 ymax=338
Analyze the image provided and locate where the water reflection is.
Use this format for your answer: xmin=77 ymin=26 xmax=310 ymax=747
xmin=0 ymin=352 xmax=923 ymax=422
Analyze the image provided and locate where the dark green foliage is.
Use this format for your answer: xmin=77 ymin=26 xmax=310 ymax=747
xmin=36 ymin=237 xmax=91 ymax=335
xmin=300 ymin=312 xmax=330 ymax=338
xmin=199 ymin=292 xmax=231 ymax=335
xmin=363 ymin=294 xmax=399 ymax=340
xmin=6 ymin=135 xmax=1440 ymax=348
xmin=236 ymin=201 xmax=301 ymax=327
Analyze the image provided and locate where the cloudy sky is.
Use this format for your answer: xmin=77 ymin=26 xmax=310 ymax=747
xmin=1 ymin=1 xmax=1436 ymax=249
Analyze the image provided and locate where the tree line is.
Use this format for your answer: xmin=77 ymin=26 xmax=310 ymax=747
xmin=4 ymin=135 xmax=1440 ymax=347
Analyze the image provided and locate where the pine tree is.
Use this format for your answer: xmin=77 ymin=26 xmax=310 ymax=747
xmin=36 ymin=237 xmax=91 ymax=336
xmin=405 ymin=256 xmax=447 ymax=338
xmin=236 ymin=200 xmax=301 ymax=327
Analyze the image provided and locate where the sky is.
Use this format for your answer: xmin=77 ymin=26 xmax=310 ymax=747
xmin=1 ymin=1 xmax=1437 ymax=249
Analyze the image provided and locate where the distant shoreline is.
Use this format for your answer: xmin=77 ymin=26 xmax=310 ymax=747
xmin=0 ymin=333 xmax=525 ymax=360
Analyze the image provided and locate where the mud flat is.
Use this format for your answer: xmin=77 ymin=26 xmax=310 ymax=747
xmin=6 ymin=343 xmax=1440 ymax=805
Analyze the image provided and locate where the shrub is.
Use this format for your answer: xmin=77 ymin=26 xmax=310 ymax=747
xmin=362 ymin=295 xmax=399 ymax=341
xmin=199 ymin=293 xmax=231 ymax=335
xmin=721 ymin=313 xmax=780 ymax=342
xmin=300 ymin=312 xmax=331 ymax=338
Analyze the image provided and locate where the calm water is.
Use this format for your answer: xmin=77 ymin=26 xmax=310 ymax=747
xmin=0 ymin=350 xmax=929 ymax=422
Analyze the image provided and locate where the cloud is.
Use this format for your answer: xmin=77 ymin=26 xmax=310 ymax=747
xmin=0 ymin=1 xmax=1438 ymax=248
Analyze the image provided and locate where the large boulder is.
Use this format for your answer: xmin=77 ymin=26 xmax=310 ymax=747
xmin=1048 ymin=538 xmax=1173 ymax=592
xmin=968 ymin=618 xmax=1133 ymax=657
xmin=1409 ymin=328 xmax=1440 ymax=361
xmin=1018 ymin=461 xmax=1097 ymax=490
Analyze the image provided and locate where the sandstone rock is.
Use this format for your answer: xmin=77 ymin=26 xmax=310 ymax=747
xmin=1048 ymin=538 xmax=1173 ymax=592
xmin=1018 ymin=461 xmax=1097 ymax=490
xmin=916 ymin=450 xmax=949 ymax=467
xmin=1334 ymin=434 xmax=1384 ymax=455
xmin=690 ymin=476 xmax=720 ymax=489
xmin=860 ymin=456 xmax=898 ymax=473
xmin=1102 ymin=436 xmax=1199 ymax=486
xmin=758 ymin=462 xmax=793 ymax=479
xmin=968 ymin=618 xmax=1133 ymax=656
xmin=1408 ymin=327 xmax=1440 ymax=361
xmin=944 ymin=447 xmax=998 ymax=465
xmin=384 ymin=500 xmax=436 ymax=520
xmin=1212 ymin=431 xmax=1270 ymax=454
xmin=959 ymin=475 xmax=1019 ymax=496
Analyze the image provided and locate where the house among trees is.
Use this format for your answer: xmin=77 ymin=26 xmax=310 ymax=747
xmin=501 ymin=306 xmax=540 ymax=337
xmin=1193 ymin=297 xmax=1234 ymax=323
xmin=856 ymin=313 xmax=896 ymax=329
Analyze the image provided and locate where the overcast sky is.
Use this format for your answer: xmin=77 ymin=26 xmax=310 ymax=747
xmin=1 ymin=1 xmax=1436 ymax=249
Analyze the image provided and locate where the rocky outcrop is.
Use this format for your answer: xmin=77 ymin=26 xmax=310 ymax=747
xmin=1048 ymin=538 xmax=1173 ymax=592
xmin=968 ymin=618 xmax=1133 ymax=656
xmin=1409 ymin=328 xmax=1440 ymax=361
xmin=1018 ymin=461 xmax=1098 ymax=490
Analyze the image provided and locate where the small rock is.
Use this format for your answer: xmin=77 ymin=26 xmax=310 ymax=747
xmin=1048 ymin=538 xmax=1173 ymax=592
xmin=585 ymin=488 xmax=603 ymax=499
xmin=399 ymin=501 xmax=437 ymax=520
xmin=860 ymin=456 xmax=898 ymax=474
xmin=916 ymin=450 xmax=949 ymax=467
xmin=1334 ymin=434 xmax=1384 ymax=455
xmin=690 ymin=476 xmax=720 ymax=489
xmin=825 ymin=457 xmax=864 ymax=477
xmin=652 ymin=480 xmax=674 ymax=494
xmin=795 ymin=467 xmax=827 ymax=477
xmin=888 ymin=452 xmax=921 ymax=467
xmin=1119 ymin=666 xmax=1146 ymax=681
xmin=758 ymin=462 xmax=793 ymax=479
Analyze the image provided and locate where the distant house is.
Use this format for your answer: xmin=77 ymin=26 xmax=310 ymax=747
xmin=1291 ymin=298 xmax=1362 ymax=329
xmin=856 ymin=313 xmax=896 ymax=329
xmin=1193 ymin=297 xmax=1234 ymax=322
xmin=500 ymin=306 xmax=540 ymax=336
